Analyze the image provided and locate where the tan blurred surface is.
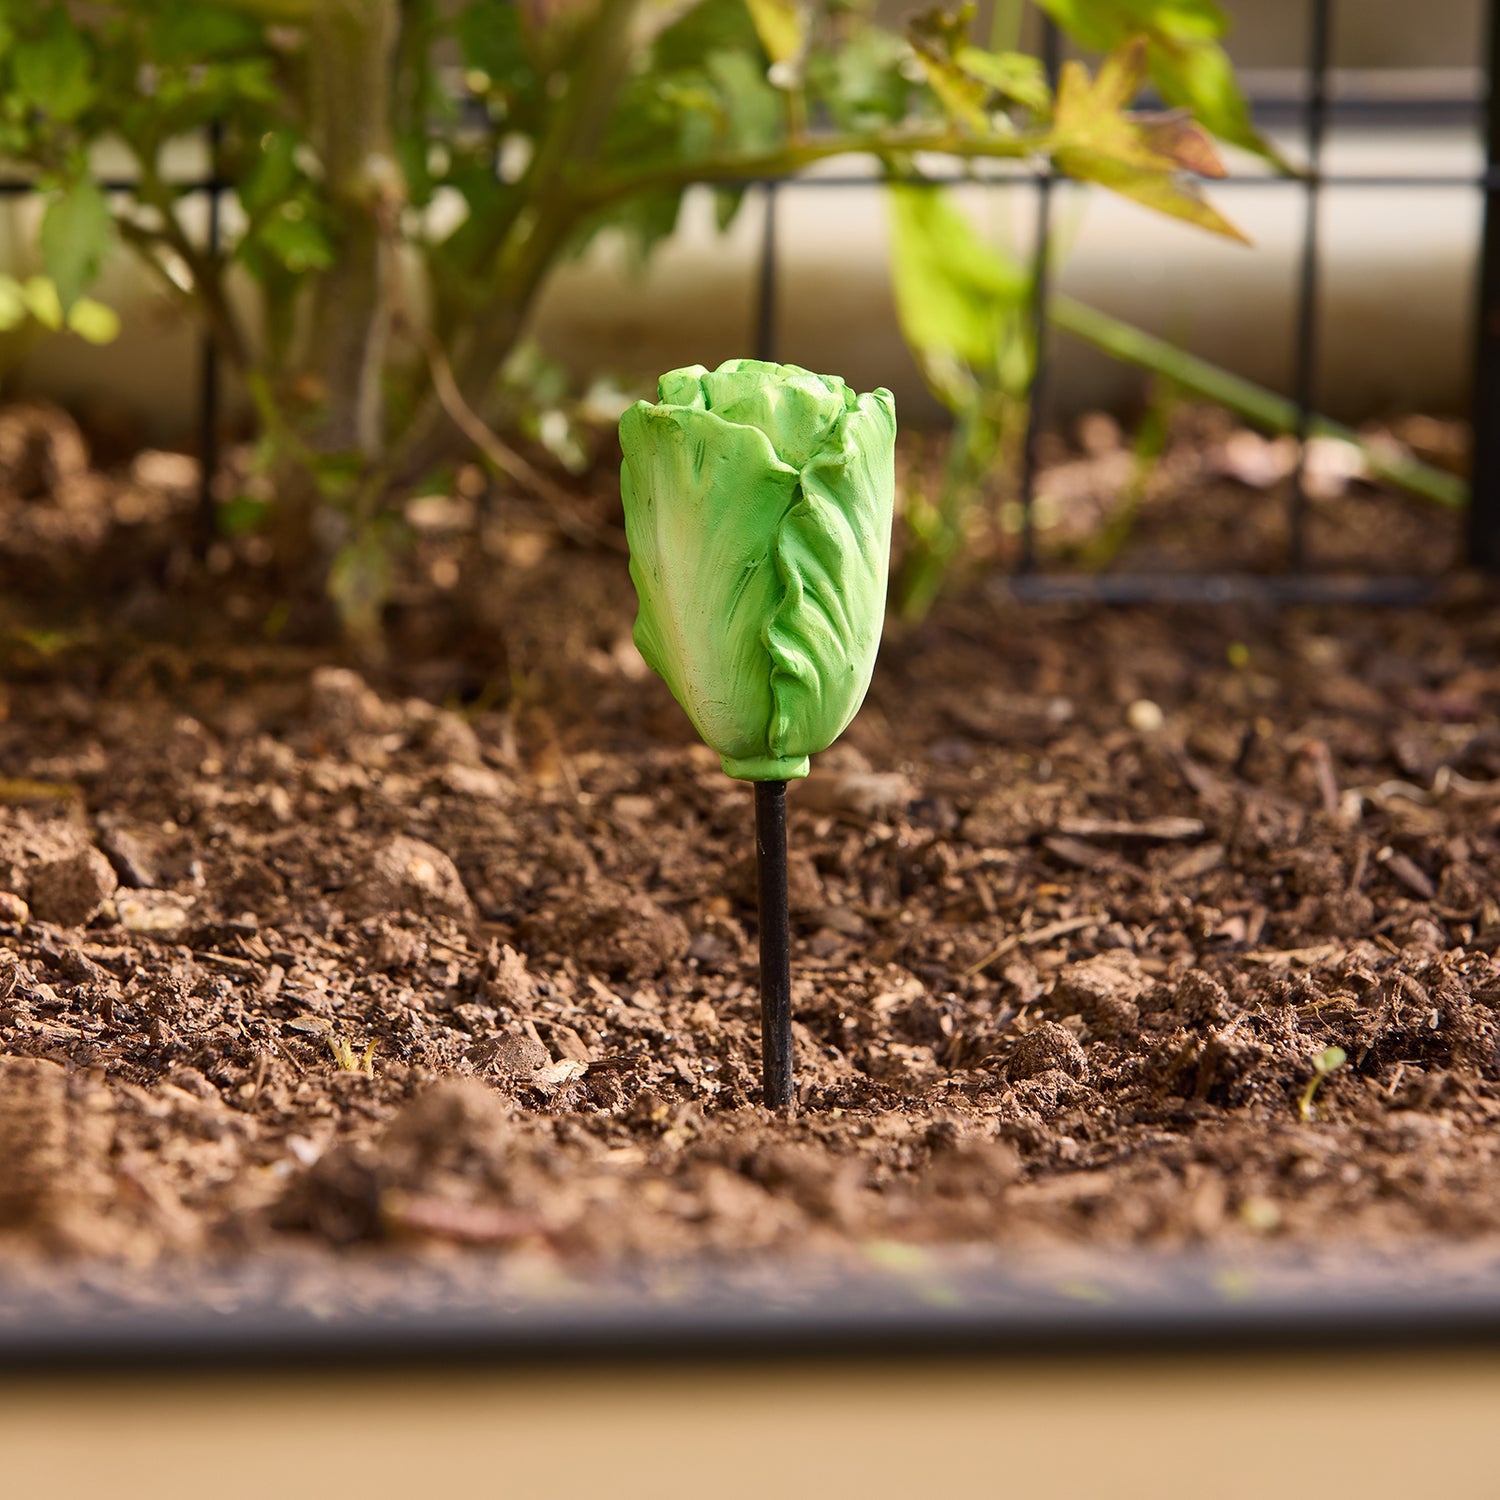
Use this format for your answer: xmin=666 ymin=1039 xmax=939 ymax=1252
xmin=4 ymin=1349 xmax=1498 ymax=1500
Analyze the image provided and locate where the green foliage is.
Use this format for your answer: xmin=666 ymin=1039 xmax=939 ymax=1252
xmin=887 ymin=182 xmax=1032 ymax=616
xmin=0 ymin=274 xmax=118 ymax=344
xmin=13 ymin=10 xmax=96 ymax=122
xmin=1035 ymin=0 xmax=1281 ymax=162
xmin=889 ymin=186 xmax=1030 ymax=387
xmin=0 ymin=0 xmax=1266 ymax=628
xmin=39 ymin=180 xmax=113 ymax=313
xmin=1049 ymin=38 xmax=1245 ymax=240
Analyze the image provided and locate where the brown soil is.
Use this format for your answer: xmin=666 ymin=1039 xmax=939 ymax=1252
xmin=0 ymin=401 xmax=1496 ymax=1294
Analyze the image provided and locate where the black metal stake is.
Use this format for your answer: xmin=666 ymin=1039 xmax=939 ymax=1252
xmin=1288 ymin=0 xmax=1331 ymax=573
xmin=754 ymin=780 xmax=793 ymax=1111
xmin=1470 ymin=0 xmax=1500 ymax=569
xmin=195 ymin=119 xmax=224 ymax=557
xmin=1017 ymin=15 xmax=1061 ymax=575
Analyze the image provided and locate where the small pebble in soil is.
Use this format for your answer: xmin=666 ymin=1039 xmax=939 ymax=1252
xmin=1126 ymin=698 xmax=1165 ymax=734
xmin=0 ymin=891 xmax=28 ymax=925
xmin=1010 ymin=1020 xmax=1090 ymax=1083
xmin=115 ymin=890 xmax=192 ymax=938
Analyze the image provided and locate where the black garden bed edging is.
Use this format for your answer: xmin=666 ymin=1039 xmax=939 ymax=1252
xmin=3 ymin=1247 xmax=1499 ymax=1372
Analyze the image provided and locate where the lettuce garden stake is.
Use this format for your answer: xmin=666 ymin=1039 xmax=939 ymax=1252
xmin=621 ymin=359 xmax=896 ymax=1109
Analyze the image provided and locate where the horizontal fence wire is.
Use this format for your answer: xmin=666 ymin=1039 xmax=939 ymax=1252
xmin=0 ymin=7 xmax=1486 ymax=594
xmin=1 ymin=169 xmax=1490 ymax=196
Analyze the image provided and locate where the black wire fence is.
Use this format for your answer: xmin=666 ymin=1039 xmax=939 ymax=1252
xmin=1 ymin=0 xmax=1491 ymax=606
xmin=751 ymin=0 xmax=1494 ymax=605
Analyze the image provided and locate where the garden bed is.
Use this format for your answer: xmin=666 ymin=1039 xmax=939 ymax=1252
xmin=0 ymin=403 xmax=1495 ymax=1316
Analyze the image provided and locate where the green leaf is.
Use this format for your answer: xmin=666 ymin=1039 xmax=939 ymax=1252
xmin=654 ymin=1 xmax=763 ymax=73
xmin=1158 ymin=39 xmax=1268 ymax=163
xmin=238 ymin=130 xmax=299 ymax=217
xmin=39 ymin=179 xmax=113 ymax=313
xmin=455 ymin=0 xmax=531 ymax=90
xmin=328 ymin=529 xmax=396 ymax=643
xmin=806 ymin=25 xmax=912 ymax=131
xmin=13 ymin=10 xmax=95 ymax=121
xmin=1046 ymin=41 xmax=1247 ymax=242
xmin=706 ymin=48 xmax=783 ymax=153
xmin=254 ymin=206 xmax=335 ymax=274
xmin=908 ymin=8 xmax=990 ymax=131
xmin=1036 ymin=0 xmax=1281 ymax=162
xmin=217 ymin=495 xmax=272 ymax=536
xmin=887 ymin=184 xmax=1029 ymax=372
xmin=909 ymin=8 xmax=1052 ymax=129
xmin=952 ymin=46 xmax=1049 ymax=114
xmin=150 ymin=3 xmax=262 ymax=63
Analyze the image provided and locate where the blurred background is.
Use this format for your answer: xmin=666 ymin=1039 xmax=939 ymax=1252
xmin=1 ymin=0 xmax=1488 ymax=432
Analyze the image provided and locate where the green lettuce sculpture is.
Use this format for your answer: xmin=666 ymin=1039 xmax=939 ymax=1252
xmin=620 ymin=358 xmax=897 ymax=781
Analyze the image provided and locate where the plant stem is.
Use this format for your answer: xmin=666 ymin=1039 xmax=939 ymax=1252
xmin=304 ymin=0 xmax=401 ymax=459
xmin=374 ymin=0 xmax=646 ymax=493
xmin=754 ymin=780 xmax=794 ymax=1113
xmin=1051 ymin=294 xmax=1467 ymax=509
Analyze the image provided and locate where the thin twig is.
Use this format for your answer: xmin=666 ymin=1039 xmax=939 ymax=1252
xmin=418 ymin=329 xmax=605 ymax=546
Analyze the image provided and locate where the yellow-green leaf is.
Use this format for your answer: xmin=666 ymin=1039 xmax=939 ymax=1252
xmin=1047 ymin=42 xmax=1247 ymax=242
xmin=21 ymin=276 xmax=63 ymax=331
xmin=908 ymin=9 xmax=1053 ymax=130
xmin=0 ymin=276 xmax=28 ymax=332
xmin=1035 ymin=0 xmax=1283 ymax=164
xmin=66 ymin=296 xmax=121 ymax=344
xmin=744 ymin=0 xmax=804 ymax=65
xmin=952 ymin=45 xmax=1050 ymax=114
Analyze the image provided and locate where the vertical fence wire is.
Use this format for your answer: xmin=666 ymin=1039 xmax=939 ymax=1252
xmin=754 ymin=181 xmax=779 ymax=364
xmin=1288 ymin=0 xmax=1332 ymax=572
xmin=195 ymin=120 xmax=224 ymax=555
xmin=1470 ymin=0 xmax=1500 ymax=569
xmin=1017 ymin=14 xmax=1062 ymax=575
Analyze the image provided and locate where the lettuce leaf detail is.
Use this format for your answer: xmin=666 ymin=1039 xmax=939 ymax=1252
xmin=621 ymin=358 xmax=896 ymax=781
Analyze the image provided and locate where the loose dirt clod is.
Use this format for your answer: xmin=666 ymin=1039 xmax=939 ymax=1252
xmin=1010 ymin=1021 xmax=1090 ymax=1082
xmin=342 ymin=835 xmax=475 ymax=923
xmin=28 ymin=846 xmax=117 ymax=927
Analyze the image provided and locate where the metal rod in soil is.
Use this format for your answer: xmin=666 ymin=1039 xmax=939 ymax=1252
xmin=754 ymin=780 xmax=793 ymax=1111
xmin=1468 ymin=0 xmax=1500 ymax=566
